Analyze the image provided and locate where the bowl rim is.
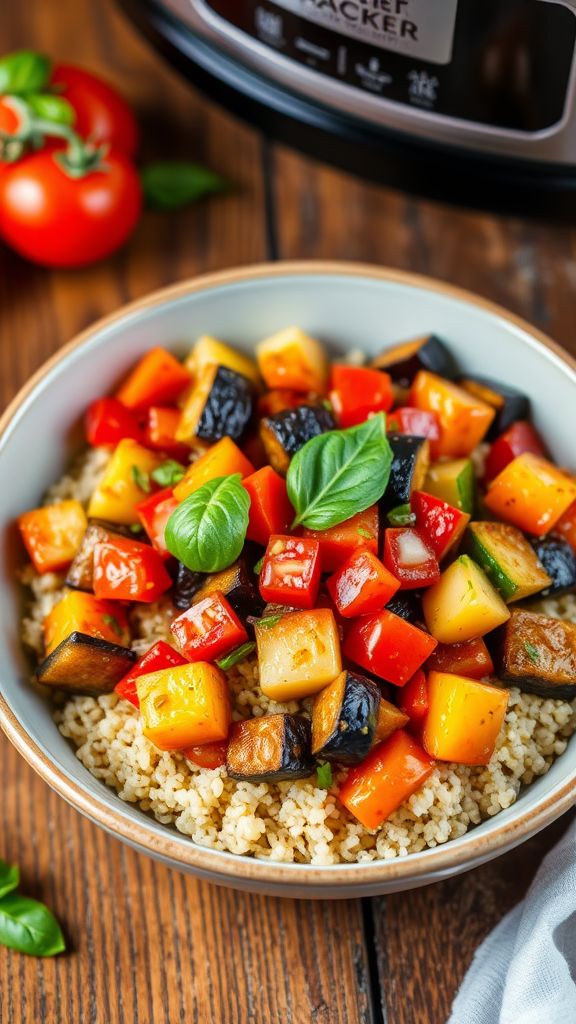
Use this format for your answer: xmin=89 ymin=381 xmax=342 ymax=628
xmin=1 ymin=258 xmax=576 ymax=887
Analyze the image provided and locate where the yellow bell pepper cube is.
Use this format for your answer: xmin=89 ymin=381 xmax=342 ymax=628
xmin=410 ymin=370 xmax=495 ymax=458
xmin=422 ymin=555 xmax=510 ymax=644
xmin=173 ymin=437 xmax=255 ymax=502
xmin=43 ymin=590 xmax=130 ymax=655
xmin=137 ymin=662 xmax=231 ymax=751
xmin=256 ymin=609 xmax=342 ymax=702
xmin=256 ymin=326 xmax=328 ymax=394
xmin=87 ymin=439 xmax=162 ymax=524
xmin=185 ymin=335 xmax=261 ymax=388
xmin=484 ymin=452 xmax=576 ymax=537
xmin=18 ymin=500 xmax=87 ymax=574
xmin=423 ymin=672 xmax=509 ymax=765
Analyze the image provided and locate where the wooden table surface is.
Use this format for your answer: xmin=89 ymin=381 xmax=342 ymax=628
xmin=2 ymin=3 xmax=576 ymax=1022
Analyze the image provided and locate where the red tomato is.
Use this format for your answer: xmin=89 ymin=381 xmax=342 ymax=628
xmin=0 ymin=149 xmax=142 ymax=267
xmin=242 ymin=467 xmax=294 ymax=546
xmin=115 ymin=640 xmax=188 ymax=708
xmin=170 ymin=591 xmax=248 ymax=663
xmin=383 ymin=528 xmax=440 ymax=590
xmin=301 ymin=505 xmax=380 ymax=573
xmin=326 ymin=547 xmax=399 ymax=618
xmin=136 ymin=487 xmax=179 ymax=558
xmin=259 ymin=535 xmax=321 ymax=609
xmin=93 ymin=536 xmax=172 ymax=603
xmin=183 ymin=742 xmax=228 ymax=770
xmin=343 ymin=609 xmax=438 ymax=686
xmin=329 ymin=365 xmax=393 ymax=429
xmin=85 ymin=397 xmax=144 ymax=447
xmin=50 ymin=64 xmax=139 ymax=157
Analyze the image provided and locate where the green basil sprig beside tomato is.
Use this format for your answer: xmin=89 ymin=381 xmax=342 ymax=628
xmin=0 ymin=858 xmax=65 ymax=958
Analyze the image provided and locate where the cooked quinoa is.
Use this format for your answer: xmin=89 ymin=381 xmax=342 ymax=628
xmin=20 ymin=449 xmax=576 ymax=865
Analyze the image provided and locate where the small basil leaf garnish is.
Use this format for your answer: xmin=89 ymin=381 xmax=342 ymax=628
xmin=0 ymin=51 xmax=51 ymax=95
xmin=165 ymin=474 xmax=250 ymax=573
xmin=0 ymin=893 xmax=65 ymax=957
xmin=216 ymin=642 xmax=256 ymax=671
xmin=151 ymin=460 xmax=185 ymax=488
xmin=0 ymin=860 xmax=19 ymax=900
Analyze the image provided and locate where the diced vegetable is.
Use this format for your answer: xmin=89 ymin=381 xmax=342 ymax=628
xmin=484 ymin=420 xmax=547 ymax=482
xmin=423 ymin=458 xmax=475 ymax=515
xmin=421 ymin=555 xmax=510 ymax=644
xmin=185 ymin=335 xmax=260 ymax=388
xmin=329 ymin=365 xmax=393 ymax=428
xmin=256 ymin=608 xmax=342 ymax=702
xmin=422 ymin=672 xmax=508 ymax=765
xmin=301 ymin=505 xmax=379 ymax=573
xmin=172 ymin=562 xmax=206 ymax=611
xmin=135 ymin=487 xmax=179 ymax=557
xmin=176 ymin=364 xmax=255 ymax=444
xmin=410 ymin=370 xmax=495 ymax=458
xmin=326 ymin=547 xmax=399 ymax=618
xmin=339 ymin=729 xmax=435 ymax=829
xmin=93 ymin=535 xmax=172 ymax=603
xmin=412 ymin=490 xmax=470 ymax=561
xmin=372 ymin=334 xmax=458 ymax=387
xmin=381 ymin=434 xmax=430 ymax=511
xmin=173 ymin=436 xmax=254 ymax=502
xmin=311 ymin=671 xmax=380 ymax=765
xmin=170 ymin=591 xmax=248 ymax=662
xmin=259 ymin=535 xmax=321 ymax=609
xmin=183 ymin=741 xmax=229 ymax=770
xmin=459 ymin=377 xmax=528 ymax=439
xmin=43 ymin=590 xmax=130 ymax=656
xmin=385 ymin=590 xmax=424 ymax=625
xmin=374 ymin=698 xmax=410 ymax=742
xmin=242 ymin=466 xmax=294 ymax=546
xmin=18 ymin=500 xmax=87 ymax=575
xmin=387 ymin=406 xmax=440 ymax=441
xmin=36 ymin=632 xmax=135 ymax=694
xmin=194 ymin=555 xmax=264 ymax=619
xmin=137 ymin=662 xmax=231 ymax=750
xmin=554 ymin=501 xmax=576 ymax=552
xmin=85 ymin=397 xmax=143 ymax=447
xmin=115 ymin=640 xmax=188 ymax=708
xmin=466 ymin=521 xmax=551 ymax=602
xmin=66 ymin=522 xmax=128 ymax=591
xmin=397 ymin=670 xmax=429 ymax=730
xmin=257 ymin=388 xmax=314 ymax=418
xmin=260 ymin=404 xmax=335 ymax=475
xmin=484 ymin=453 xmax=576 ymax=537
xmin=383 ymin=528 xmax=440 ymax=590
xmin=344 ymin=609 xmax=437 ymax=686
xmin=256 ymin=327 xmax=328 ymax=394
xmin=530 ymin=536 xmax=576 ymax=598
xmin=426 ymin=637 xmax=494 ymax=680
xmin=226 ymin=713 xmax=314 ymax=782
xmin=116 ymin=347 xmax=191 ymax=410
xmin=495 ymin=607 xmax=576 ymax=698
xmin=144 ymin=406 xmax=189 ymax=458
xmin=87 ymin=439 xmax=162 ymax=525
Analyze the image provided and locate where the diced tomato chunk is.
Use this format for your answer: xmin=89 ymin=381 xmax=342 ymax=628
xmin=301 ymin=506 xmax=379 ymax=573
xmin=343 ymin=610 xmax=437 ymax=686
xmin=116 ymin=347 xmax=191 ymax=410
xmin=387 ymin=407 xmax=440 ymax=441
xmin=326 ymin=547 xmax=399 ymax=618
xmin=339 ymin=729 xmax=435 ymax=829
xmin=242 ymin=467 xmax=294 ymax=546
xmin=144 ymin=406 xmax=190 ymax=458
xmin=383 ymin=527 xmax=440 ymax=589
xmin=412 ymin=490 xmax=470 ymax=561
xmin=425 ymin=637 xmax=494 ymax=680
xmin=398 ymin=670 xmax=429 ymax=732
xmin=257 ymin=389 xmax=315 ymax=418
xmin=85 ymin=397 xmax=144 ymax=447
xmin=182 ymin=741 xmax=228 ymax=769
xmin=171 ymin=591 xmax=248 ymax=662
xmin=329 ymin=365 xmax=394 ymax=429
xmin=484 ymin=420 xmax=547 ymax=482
xmin=93 ymin=536 xmax=172 ymax=603
xmin=115 ymin=640 xmax=188 ymax=708
xmin=259 ymin=535 xmax=321 ymax=609
xmin=136 ymin=487 xmax=179 ymax=557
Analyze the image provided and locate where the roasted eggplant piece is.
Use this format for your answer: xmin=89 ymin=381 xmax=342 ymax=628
xmin=226 ymin=713 xmax=314 ymax=782
xmin=495 ymin=608 xmax=576 ymax=698
xmin=171 ymin=562 xmax=206 ymax=611
xmin=177 ymin=364 xmax=255 ymax=444
xmin=260 ymin=404 xmax=336 ymax=475
xmin=385 ymin=591 xmax=423 ymax=625
xmin=194 ymin=555 xmax=265 ymax=619
xmin=381 ymin=434 xmax=430 ymax=511
xmin=36 ymin=631 xmax=136 ymax=694
xmin=372 ymin=334 xmax=458 ymax=387
xmin=374 ymin=698 xmax=410 ymax=743
xmin=530 ymin=536 xmax=576 ymax=598
xmin=311 ymin=671 xmax=380 ymax=765
xmin=459 ymin=376 xmax=529 ymax=439
xmin=66 ymin=522 xmax=130 ymax=591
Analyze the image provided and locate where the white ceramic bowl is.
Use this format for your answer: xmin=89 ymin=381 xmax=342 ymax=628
xmin=1 ymin=262 xmax=575 ymax=899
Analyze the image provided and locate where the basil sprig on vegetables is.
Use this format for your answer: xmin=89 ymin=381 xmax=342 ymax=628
xmin=387 ymin=503 xmax=416 ymax=527
xmin=0 ymin=859 xmax=65 ymax=958
xmin=151 ymin=460 xmax=185 ymax=487
xmin=287 ymin=413 xmax=393 ymax=530
xmin=0 ymin=51 xmax=51 ymax=95
xmin=316 ymin=762 xmax=333 ymax=790
xmin=165 ymin=474 xmax=250 ymax=573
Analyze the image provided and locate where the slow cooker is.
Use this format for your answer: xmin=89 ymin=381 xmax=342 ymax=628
xmin=120 ymin=0 xmax=576 ymax=215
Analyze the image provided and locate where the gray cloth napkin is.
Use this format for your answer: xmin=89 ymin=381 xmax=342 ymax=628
xmin=448 ymin=817 xmax=576 ymax=1024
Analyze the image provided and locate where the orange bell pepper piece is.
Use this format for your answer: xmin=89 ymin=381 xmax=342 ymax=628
xmin=484 ymin=452 xmax=576 ymax=537
xmin=410 ymin=370 xmax=495 ymax=458
xmin=339 ymin=729 xmax=435 ymax=829
xmin=301 ymin=505 xmax=380 ymax=573
xmin=137 ymin=662 xmax=231 ymax=751
xmin=422 ymin=671 xmax=508 ymax=765
xmin=173 ymin=437 xmax=255 ymax=502
xmin=43 ymin=590 xmax=130 ymax=655
xmin=18 ymin=500 xmax=87 ymax=574
xmin=116 ymin=347 xmax=191 ymax=410
xmin=554 ymin=500 xmax=576 ymax=551
xmin=144 ymin=406 xmax=190 ymax=459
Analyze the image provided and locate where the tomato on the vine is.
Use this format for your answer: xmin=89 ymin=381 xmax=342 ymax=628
xmin=50 ymin=64 xmax=139 ymax=157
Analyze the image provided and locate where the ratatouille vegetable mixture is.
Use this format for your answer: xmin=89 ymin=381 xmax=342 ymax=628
xmin=18 ymin=328 xmax=576 ymax=862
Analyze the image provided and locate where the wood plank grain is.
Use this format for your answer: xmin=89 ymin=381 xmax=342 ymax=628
xmin=0 ymin=3 xmax=374 ymax=1023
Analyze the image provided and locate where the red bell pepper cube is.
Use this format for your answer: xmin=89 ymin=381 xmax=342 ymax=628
xmin=259 ymin=535 xmax=321 ymax=609
xmin=301 ymin=505 xmax=379 ymax=573
xmin=326 ymin=547 xmax=400 ymax=618
xmin=387 ymin=407 xmax=440 ymax=441
xmin=85 ymin=397 xmax=144 ymax=447
xmin=170 ymin=591 xmax=248 ymax=662
xmin=136 ymin=487 xmax=179 ymax=557
xmin=116 ymin=347 xmax=191 ymax=410
xmin=555 ymin=501 xmax=576 ymax=552
xmin=344 ymin=609 xmax=438 ymax=686
xmin=383 ymin=527 xmax=440 ymax=589
xmin=425 ymin=637 xmax=494 ymax=680
xmin=412 ymin=490 xmax=470 ymax=561
xmin=144 ymin=406 xmax=190 ymax=459
xmin=338 ymin=729 xmax=435 ymax=829
xmin=182 ymin=741 xmax=228 ymax=769
xmin=115 ymin=640 xmax=188 ymax=708
xmin=329 ymin=365 xmax=394 ymax=429
xmin=398 ymin=669 xmax=429 ymax=733
xmin=484 ymin=420 xmax=547 ymax=482
xmin=242 ymin=467 xmax=294 ymax=546
xmin=93 ymin=536 xmax=173 ymax=603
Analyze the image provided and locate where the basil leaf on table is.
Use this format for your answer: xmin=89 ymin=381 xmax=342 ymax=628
xmin=0 ymin=51 xmax=51 ymax=95
xmin=165 ymin=474 xmax=250 ymax=573
xmin=0 ymin=893 xmax=65 ymax=957
xmin=27 ymin=93 xmax=75 ymax=126
xmin=287 ymin=413 xmax=393 ymax=530
xmin=0 ymin=859 xmax=19 ymax=900
xmin=141 ymin=162 xmax=229 ymax=211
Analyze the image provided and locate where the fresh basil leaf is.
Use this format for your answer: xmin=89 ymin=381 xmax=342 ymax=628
xmin=131 ymin=465 xmax=151 ymax=493
xmin=216 ymin=641 xmax=256 ymax=671
xmin=0 ymin=893 xmax=65 ymax=957
xmin=387 ymin=503 xmax=416 ymax=527
xmin=141 ymin=161 xmax=229 ymax=211
xmin=0 ymin=51 xmax=51 ymax=95
xmin=316 ymin=762 xmax=333 ymax=790
xmin=287 ymin=413 xmax=393 ymax=530
xmin=253 ymin=614 xmax=282 ymax=630
xmin=27 ymin=93 xmax=75 ymax=126
xmin=165 ymin=474 xmax=249 ymax=573
xmin=151 ymin=460 xmax=185 ymax=488
xmin=0 ymin=860 xmax=19 ymax=900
